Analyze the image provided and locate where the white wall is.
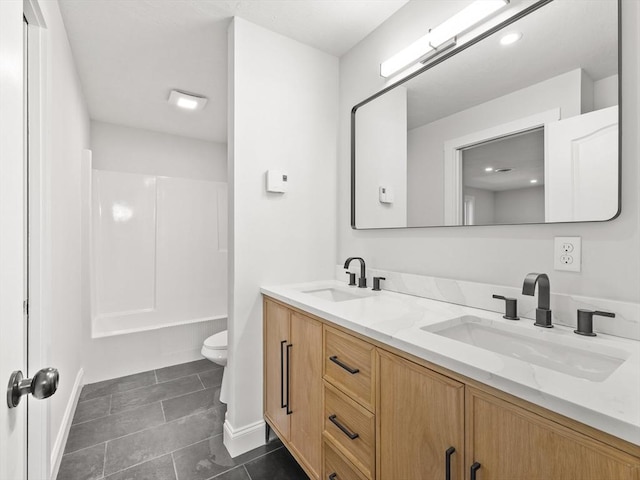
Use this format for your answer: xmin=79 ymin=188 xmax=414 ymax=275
xmin=38 ymin=0 xmax=91 ymax=473
xmin=407 ymin=69 xmax=584 ymax=226
xmin=594 ymin=74 xmax=619 ymax=110
xmin=338 ymin=0 xmax=640 ymax=303
xmin=355 ymin=86 xmax=407 ymax=228
xmin=227 ymin=17 xmax=338 ymax=454
xmin=464 ymin=187 xmax=495 ymax=225
xmin=91 ymin=120 xmax=226 ymax=181
xmin=495 ymin=186 xmax=545 ymax=224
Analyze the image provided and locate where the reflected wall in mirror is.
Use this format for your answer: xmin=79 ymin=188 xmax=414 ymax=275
xmin=352 ymin=0 xmax=620 ymax=229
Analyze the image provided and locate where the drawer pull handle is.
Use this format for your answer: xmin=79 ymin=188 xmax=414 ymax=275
xmin=280 ymin=340 xmax=287 ymax=409
xmin=328 ymin=414 xmax=359 ymax=440
xmin=329 ymin=356 xmax=360 ymax=374
xmin=328 ymin=474 xmax=337 ymax=480
xmin=470 ymin=462 xmax=481 ymax=480
xmin=445 ymin=447 xmax=455 ymax=480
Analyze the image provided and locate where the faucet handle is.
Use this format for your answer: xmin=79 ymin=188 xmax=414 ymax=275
xmin=574 ymin=309 xmax=615 ymax=337
xmin=345 ymin=272 xmax=356 ymax=286
xmin=372 ymin=277 xmax=386 ymax=291
xmin=492 ymin=294 xmax=519 ymax=320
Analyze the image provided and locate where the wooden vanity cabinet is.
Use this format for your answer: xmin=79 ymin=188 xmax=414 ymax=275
xmin=263 ymin=298 xmax=322 ymax=479
xmin=263 ymin=296 xmax=640 ymax=480
xmin=466 ymin=387 xmax=640 ymax=480
xmin=377 ymin=350 xmax=465 ymax=480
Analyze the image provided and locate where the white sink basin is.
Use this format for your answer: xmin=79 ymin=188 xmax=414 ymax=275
xmin=422 ymin=315 xmax=628 ymax=382
xmin=303 ymin=287 xmax=372 ymax=302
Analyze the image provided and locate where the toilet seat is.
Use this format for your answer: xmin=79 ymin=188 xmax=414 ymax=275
xmin=203 ymin=330 xmax=227 ymax=351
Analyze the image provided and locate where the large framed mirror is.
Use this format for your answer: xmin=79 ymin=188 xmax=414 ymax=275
xmin=352 ymin=0 xmax=620 ymax=229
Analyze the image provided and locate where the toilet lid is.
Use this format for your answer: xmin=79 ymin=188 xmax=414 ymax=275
xmin=204 ymin=330 xmax=227 ymax=350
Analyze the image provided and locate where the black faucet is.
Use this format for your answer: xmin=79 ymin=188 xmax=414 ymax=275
xmin=344 ymin=257 xmax=367 ymax=288
xmin=522 ymin=273 xmax=553 ymax=328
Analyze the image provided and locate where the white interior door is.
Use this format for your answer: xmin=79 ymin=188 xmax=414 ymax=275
xmin=0 ymin=3 xmax=28 ymax=478
xmin=545 ymin=106 xmax=619 ymax=222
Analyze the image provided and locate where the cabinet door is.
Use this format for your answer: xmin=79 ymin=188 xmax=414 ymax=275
xmin=289 ymin=311 xmax=323 ymax=479
xmin=264 ymin=298 xmax=290 ymax=440
xmin=378 ymin=351 xmax=465 ymax=480
xmin=467 ymin=387 xmax=640 ymax=480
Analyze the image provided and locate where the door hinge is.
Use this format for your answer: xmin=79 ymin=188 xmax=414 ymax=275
xmin=23 ymin=299 xmax=29 ymax=317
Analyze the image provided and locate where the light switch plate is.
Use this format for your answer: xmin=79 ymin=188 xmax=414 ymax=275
xmin=554 ymin=236 xmax=581 ymax=272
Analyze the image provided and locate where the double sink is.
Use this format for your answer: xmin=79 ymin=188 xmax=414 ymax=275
xmin=301 ymin=286 xmax=629 ymax=383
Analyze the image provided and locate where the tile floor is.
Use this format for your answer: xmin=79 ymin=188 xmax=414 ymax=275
xmin=57 ymin=359 xmax=308 ymax=480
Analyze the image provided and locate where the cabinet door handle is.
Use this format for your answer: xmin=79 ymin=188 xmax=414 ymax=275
xmin=280 ymin=340 xmax=287 ymax=408
xmin=328 ymin=474 xmax=337 ymax=480
xmin=328 ymin=414 xmax=359 ymax=440
xmin=329 ymin=355 xmax=360 ymax=374
xmin=470 ymin=462 xmax=481 ymax=480
xmin=445 ymin=447 xmax=455 ymax=480
xmin=285 ymin=343 xmax=293 ymax=415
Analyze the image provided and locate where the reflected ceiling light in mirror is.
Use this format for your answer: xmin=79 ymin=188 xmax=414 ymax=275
xmin=380 ymin=0 xmax=509 ymax=78
xmin=168 ymin=90 xmax=208 ymax=111
xmin=500 ymin=31 xmax=523 ymax=45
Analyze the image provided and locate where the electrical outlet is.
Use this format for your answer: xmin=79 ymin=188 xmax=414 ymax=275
xmin=554 ymin=237 xmax=581 ymax=272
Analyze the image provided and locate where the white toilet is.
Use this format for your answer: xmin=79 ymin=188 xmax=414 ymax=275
xmin=201 ymin=329 xmax=229 ymax=404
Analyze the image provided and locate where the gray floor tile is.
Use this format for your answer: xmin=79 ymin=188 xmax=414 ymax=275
xmin=56 ymin=443 xmax=106 ymax=480
xmin=73 ymin=395 xmax=111 ymax=425
xmin=80 ymin=371 xmax=157 ymax=401
xmin=104 ymin=406 xmax=226 ymax=476
xmin=111 ymin=375 xmax=203 ymax=415
xmin=173 ymin=435 xmax=282 ymax=480
xmin=162 ymin=387 xmax=222 ymax=422
xmin=211 ymin=466 xmax=251 ymax=480
xmin=198 ymin=369 xmax=223 ymax=389
xmin=155 ymin=359 xmax=217 ymax=383
xmin=65 ymin=403 xmax=164 ymax=454
xmin=104 ymin=454 xmax=176 ymax=480
xmin=244 ymin=448 xmax=308 ymax=480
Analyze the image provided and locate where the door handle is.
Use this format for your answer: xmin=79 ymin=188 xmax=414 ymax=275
xmin=280 ymin=340 xmax=287 ymax=408
xmin=7 ymin=367 xmax=59 ymax=408
xmin=285 ymin=343 xmax=292 ymax=415
xmin=445 ymin=447 xmax=456 ymax=480
xmin=470 ymin=462 xmax=481 ymax=480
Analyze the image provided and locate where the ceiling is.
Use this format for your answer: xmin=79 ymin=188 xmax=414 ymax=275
xmin=463 ymin=128 xmax=544 ymax=191
xmin=58 ymin=0 xmax=410 ymax=143
xmin=404 ymin=0 xmax=618 ymax=129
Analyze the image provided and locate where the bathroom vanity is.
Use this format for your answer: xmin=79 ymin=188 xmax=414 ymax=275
xmin=261 ymin=282 xmax=640 ymax=480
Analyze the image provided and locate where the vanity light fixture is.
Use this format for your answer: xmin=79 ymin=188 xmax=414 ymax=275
xmin=500 ymin=31 xmax=522 ymax=46
xmin=380 ymin=0 xmax=509 ymax=78
xmin=168 ymin=90 xmax=208 ymax=111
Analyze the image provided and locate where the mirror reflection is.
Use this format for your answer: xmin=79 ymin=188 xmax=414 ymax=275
xmin=353 ymin=0 xmax=619 ymax=229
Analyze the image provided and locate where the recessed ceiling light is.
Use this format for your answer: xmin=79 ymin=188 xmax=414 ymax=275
xmin=500 ymin=32 xmax=523 ymax=46
xmin=485 ymin=167 xmax=494 ymax=172
xmin=168 ymin=90 xmax=208 ymax=111
xmin=530 ymin=179 xmax=538 ymax=183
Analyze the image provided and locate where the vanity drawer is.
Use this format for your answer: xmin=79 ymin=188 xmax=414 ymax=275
xmin=324 ymin=326 xmax=375 ymax=411
xmin=323 ymin=381 xmax=375 ymax=479
xmin=324 ymin=438 xmax=368 ymax=480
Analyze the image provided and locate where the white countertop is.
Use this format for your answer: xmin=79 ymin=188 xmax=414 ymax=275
xmin=261 ymin=279 xmax=640 ymax=446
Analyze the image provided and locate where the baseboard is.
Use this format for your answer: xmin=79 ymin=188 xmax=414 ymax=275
xmin=223 ymin=418 xmax=266 ymax=458
xmin=50 ymin=368 xmax=84 ymax=480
